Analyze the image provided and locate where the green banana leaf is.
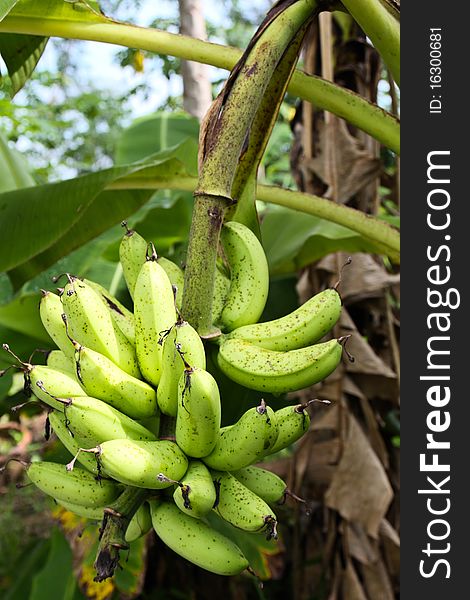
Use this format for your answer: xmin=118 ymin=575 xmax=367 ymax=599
xmin=0 ymin=138 xmax=198 ymax=284
xmin=115 ymin=111 xmax=199 ymax=164
xmin=29 ymin=528 xmax=83 ymax=600
xmin=0 ymin=33 xmax=47 ymax=95
xmin=0 ymin=0 xmax=19 ymax=21
xmin=0 ymin=130 xmax=35 ymax=193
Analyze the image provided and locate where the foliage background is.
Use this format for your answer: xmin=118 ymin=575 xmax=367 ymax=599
xmin=0 ymin=1 xmax=400 ymax=598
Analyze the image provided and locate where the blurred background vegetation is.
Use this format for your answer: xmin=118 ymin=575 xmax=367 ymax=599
xmin=0 ymin=1 xmax=400 ymax=598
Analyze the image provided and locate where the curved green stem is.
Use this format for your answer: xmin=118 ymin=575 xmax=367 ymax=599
xmin=256 ymin=184 xmax=400 ymax=263
xmin=182 ymin=0 xmax=319 ymax=334
xmin=340 ymin=0 xmax=400 ymax=86
xmin=108 ymin=176 xmax=400 ymax=262
xmin=0 ymin=14 xmax=399 ymax=153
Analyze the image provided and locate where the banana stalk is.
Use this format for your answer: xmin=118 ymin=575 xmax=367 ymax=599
xmin=182 ymin=0 xmax=321 ymax=335
xmin=94 ymin=486 xmax=150 ymax=582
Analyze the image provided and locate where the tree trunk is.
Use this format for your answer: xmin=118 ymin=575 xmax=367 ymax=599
xmin=178 ymin=0 xmax=212 ymax=120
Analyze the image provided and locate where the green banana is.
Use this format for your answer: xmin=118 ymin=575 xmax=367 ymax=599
xmin=89 ymin=439 xmax=188 ymax=489
xmin=135 ymin=414 xmax=161 ymax=438
xmin=73 ymin=342 xmax=157 ymax=419
xmin=157 ymin=318 xmax=206 ymax=416
xmin=52 ymin=396 xmax=156 ymax=446
xmin=57 ymin=496 xmax=151 ymax=542
xmin=56 ymin=499 xmax=105 ymax=520
xmin=27 ymin=365 xmax=84 ymax=410
xmin=49 ymin=411 xmax=99 ymax=474
xmin=213 ymin=471 xmax=278 ymax=539
xmin=232 ymin=466 xmax=286 ymax=504
xmin=149 ymin=500 xmax=249 ymax=576
xmin=212 ymin=267 xmax=231 ymax=325
xmin=26 ymin=461 xmax=120 ymax=508
xmin=39 ymin=290 xmax=74 ymax=361
xmin=172 ymin=461 xmax=216 ymax=518
xmin=46 ymin=350 xmax=75 ymax=375
xmin=175 ymin=365 xmax=221 ymax=458
xmin=217 ymin=337 xmax=344 ymax=393
xmin=124 ymin=501 xmax=152 ymax=543
xmin=203 ymin=400 xmax=277 ymax=471
xmin=119 ymin=225 xmax=148 ymax=300
xmin=62 ymin=277 xmax=140 ymax=378
xmin=226 ymin=288 xmax=342 ymax=351
xmin=85 ymin=279 xmax=135 ymax=345
xmin=119 ymin=225 xmax=185 ymax=306
xmin=134 ymin=249 xmax=177 ymax=386
xmin=158 ymin=256 xmax=185 ymax=308
xmin=219 ymin=221 xmax=269 ymax=332
xmin=267 ymin=402 xmax=312 ymax=455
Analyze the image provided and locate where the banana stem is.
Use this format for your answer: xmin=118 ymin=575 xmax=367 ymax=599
xmin=108 ymin=177 xmax=400 ymax=262
xmin=340 ymin=0 xmax=400 ymax=86
xmin=182 ymin=0 xmax=320 ymax=334
xmin=0 ymin=15 xmax=399 ymax=152
xmin=181 ymin=193 xmax=227 ymax=335
xmin=94 ymin=486 xmax=149 ymax=582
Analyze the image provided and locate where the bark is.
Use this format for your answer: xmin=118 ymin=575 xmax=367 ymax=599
xmin=178 ymin=0 xmax=212 ymax=120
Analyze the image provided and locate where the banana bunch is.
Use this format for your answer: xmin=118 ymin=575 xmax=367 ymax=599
xmin=3 ymin=220 xmax=347 ymax=579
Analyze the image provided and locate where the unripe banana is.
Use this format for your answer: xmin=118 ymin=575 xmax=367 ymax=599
xmin=135 ymin=414 xmax=161 ymax=438
xmin=227 ymin=288 xmax=342 ymax=351
xmin=62 ymin=277 xmax=140 ymax=378
xmin=158 ymin=257 xmax=185 ymax=308
xmin=26 ymin=461 xmax=120 ymax=508
xmin=212 ymin=471 xmax=278 ymax=539
xmin=124 ymin=502 xmax=152 ymax=543
xmin=73 ymin=342 xmax=157 ymax=419
xmin=39 ymin=291 xmax=74 ymax=360
xmin=212 ymin=267 xmax=231 ymax=325
xmin=175 ymin=366 xmax=221 ymax=458
xmin=267 ymin=402 xmax=312 ymax=455
xmin=157 ymin=319 xmax=206 ymax=416
xmin=149 ymin=500 xmax=249 ymax=576
xmin=172 ymin=461 xmax=216 ymax=518
xmin=203 ymin=401 xmax=277 ymax=471
xmin=56 ymin=499 xmax=105 ymax=520
xmin=134 ymin=252 xmax=177 ymax=386
xmin=217 ymin=338 xmax=343 ymax=393
xmin=56 ymin=497 xmax=151 ymax=542
xmin=49 ymin=411 xmax=99 ymax=474
xmin=85 ymin=279 xmax=135 ymax=345
xmin=219 ymin=221 xmax=269 ymax=332
xmin=119 ymin=226 xmax=148 ymax=300
xmin=232 ymin=466 xmax=286 ymax=504
xmin=119 ymin=225 xmax=185 ymax=306
xmin=94 ymin=439 xmax=188 ymax=489
xmin=28 ymin=365 xmax=84 ymax=410
xmin=52 ymin=396 xmax=156 ymax=446
xmin=46 ymin=350 xmax=75 ymax=375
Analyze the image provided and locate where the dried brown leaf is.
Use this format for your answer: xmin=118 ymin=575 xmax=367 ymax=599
xmin=343 ymin=522 xmax=378 ymax=565
xmin=359 ymin=556 xmax=395 ymax=600
xmin=307 ymin=119 xmax=381 ymax=203
xmin=340 ymin=310 xmax=396 ymax=379
xmin=324 ymin=413 xmax=393 ymax=537
xmin=341 ymin=560 xmax=368 ymax=600
xmin=318 ymin=253 xmax=399 ymax=303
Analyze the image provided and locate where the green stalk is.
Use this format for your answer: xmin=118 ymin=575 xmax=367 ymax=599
xmin=182 ymin=0 xmax=319 ymax=334
xmin=227 ymin=24 xmax=308 ymax=235
xmin=108 ymin=177 xmax=400 ymax=262
xmin=0 ymin=14 xmax=399 ymax=152
xmin=256 ymin=184 xmax=400 ymax=263
xmin=94 ymin=486 xmax=149 ymax=582
xmin=340 ymin=0 xmax=400 ymax=86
